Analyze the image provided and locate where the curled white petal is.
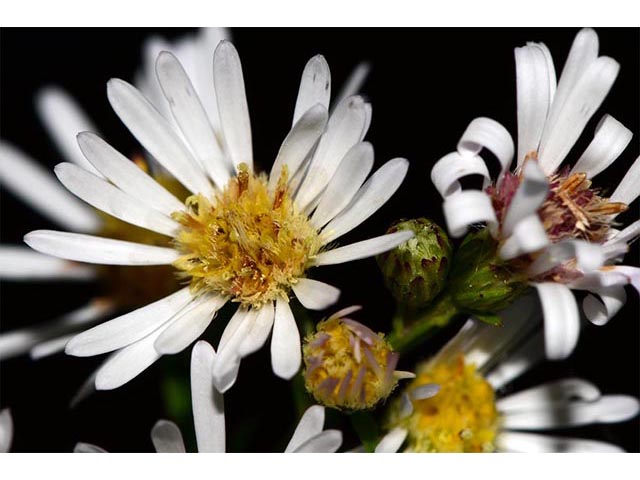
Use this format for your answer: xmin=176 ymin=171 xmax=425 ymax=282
xmin=442 ymin=190 xmax=498 ymax=238
xmin=431 ymin=151 xmax=490 ymax=199
xmin=456 ymin=117 xmax=514 ymax=177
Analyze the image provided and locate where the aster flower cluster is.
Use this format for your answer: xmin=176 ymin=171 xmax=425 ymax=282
xmin=0 ymin=27 xmax=637 ymax=454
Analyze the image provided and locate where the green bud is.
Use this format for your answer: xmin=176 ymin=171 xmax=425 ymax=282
xmin=448 ymin=228 xmax=528 ymax=318
xmin=377 ymin=218 xmax=453 ymax=309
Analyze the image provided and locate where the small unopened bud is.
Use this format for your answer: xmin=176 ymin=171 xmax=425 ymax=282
xmin=377 ymin=218 xmax=453 ymax=309
xmin=303 ymin=306 xmax=412 ymax=411
xmin=448 ymin=228 xmax=528 ymax=317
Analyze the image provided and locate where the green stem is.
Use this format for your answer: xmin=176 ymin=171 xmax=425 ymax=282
xmin=388 ymin=290 xmax=460 ymax=354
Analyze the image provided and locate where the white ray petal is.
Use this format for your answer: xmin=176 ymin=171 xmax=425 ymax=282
xmin=485 ymin=332 xmax=545 ymax=390
xmin=107 ymin=78 xmax=213 ymax=196
xmin=374 ymin=427 xmax=407 ymax=453
xmin=292 ymin=430 xmax=342 ymax=453
xmin=534 ymin=282 xmax=580 ymax=360
xmin=610 ymin=155 xmax=640 ymax=205
xmin=77 ymin=132 xmax=185 ymax=216
xmin=496 ymin=432 xmax=623 ymax=453
xmin=411 ymin=384 xmax=441 ymax=400
xmin=515 ymin=42 xmax=556 ymax=165
xmin=497 ymin=378 xmax=601 ymax=413
xmin=154 ymin=295 xmax=226 ymax=355
xmin=285 ymin=405 xmax=325 ymax=453
xmin=74 ymin=443 xmax=107 ymax=453
xmin=156 ymin=51 xmax=232 ymax=188
xmin=499 ymin=215 xmax=549 ymax=260
xmin=292 ymin=278 xmax=340 ymax=311
xmin=29 ymin=334 xmax=74 ymax=360
xmin=502 ymin=161 xmax=549 ymax=236
xmin=501 ymin=395 xmax=640 ymax=430
xmin=218 ymin=307 xmax=249 ymax=352
xmin=238 ymin=302 xmax=275 ymax=357
xmin=442 ymin=190 xmax=498 ymax=238
xmin=55 ymin=163 xmax=180 ymax=237
xmin=457 ymin=117 xmax=514 ymax=178
xmin=0 ymin=409 xmax=13 ymax=453
xmin=271 ymin=297 xmax=301 ymax=380
xmin=269 ymin=104 xmax=328 ymax=191
xmin=293 ymin=55 xmax=331 ymax=126
xmin=0 ymin=142 xmax=100 ymax=232
xmin=0 ymin=246 xmax=95 ymax=281
xmin=65 ymin=288 xmax=193 ymax=356
xmin=296 ymin=95 xmax=368 ymax=210
xmin=606 ymin=219 xmax=640 ymax=246
xmin=213 ymin=41 xmax=252 ymax=172
xmin=191 ymin=341 xmax=225 ymax=453
xmin=25 ymin=230 xmax=180 ymax=266
xmin=333 ymin=62 xmax=370 ymax=111
xmin=35 ymin=87 xmax=102 ymax=175
xmin=321 ymin=158 xmax=409 ymax=244
xmin=0 ymin=298 xmax=114 ymax=361
xmin=151 ymin=420 xmax=186 ymax=453
xmin=313 ymin=230 xmax=414 ymax=267
xmin=431 ymin=151 xmax=491 ymax=199
xmin=528 ymin=239 xmax=605 ymax=277
xmin=213 ymin=308 xmax=254 ymax=393
xmin=538 ymin=56 xmax=620 ymax=174
xmin=571 ymin=115 xmax=633 ymax=179
xmin=582 ymin=286 xmax=627 ymax=326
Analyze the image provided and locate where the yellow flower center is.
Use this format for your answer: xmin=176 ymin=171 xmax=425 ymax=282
xmin=172 ymin=164 xmax=321 ymax=308
xmin=389 ymin=354 xmax=499 ymax=452
xmin=303 ymin=314 xmax=399 ymax=410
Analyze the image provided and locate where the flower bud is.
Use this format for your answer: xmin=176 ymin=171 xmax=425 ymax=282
xmin=376 ymin=218 xmax=453 ymax=309
xmin=303 ymin=306 xmax=411 ymax=411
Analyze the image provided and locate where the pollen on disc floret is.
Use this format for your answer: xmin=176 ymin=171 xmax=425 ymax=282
xmin=172 ymin=164 xmax=322 ymax=308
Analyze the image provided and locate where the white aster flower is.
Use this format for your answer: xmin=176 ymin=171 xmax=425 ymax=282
xmin=75 ymin=341 xmax=342 ymax=453
xmin=377 ymin=296 xmax=640 ymax=453
xmin=0 ymin=28 xmax=229 ymax=362
xmin=24 ymin=40 xmax=411 ymax=392
xmin=431 ymin=28 xmax=639 ymax=360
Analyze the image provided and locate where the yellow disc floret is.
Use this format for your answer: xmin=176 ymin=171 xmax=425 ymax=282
xmin=303 ymin=307 xmax=401 ymax=410
xmin=172 ymin=164 xmax=322 ymax=308
xmin=388 ymin=354 xmax=499 ymax=452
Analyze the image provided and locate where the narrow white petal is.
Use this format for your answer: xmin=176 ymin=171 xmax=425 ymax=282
xmin=292 ymin=278 xmax=341 ymax=311
xmin=442 ymin=190 xmax=498 ymax=238
xmin=0 ymin=298 xmax=114 ymax=361
xmin=374 ymin=427 xmax=407 ymax=453
xmin=25 ymin=230 xmax=180 ymax=266
xmin=107 ymin=78 xmax=213 ymax=195
xmin=497 ymin=378 xmax=600 ymax=413
xmin=218 ymin=307 xmax=249 ymax=352
xmin=311 ymin=143 xmax=374 ymax=230
xmin=293 ymin=55 xmax=331 ymax=126
xmin=486 ymin=332 xmax=545 ymax=390
xmin=151 ymin=420 xmax=186 ymax=453
xmin=431 ymin=151 xmax=491 ymax=199
xmin=74 ymin=443 xmax=107 ymax=453
xmin=285 ymin=405 xmax=325 ymax=453
xmin=77 ymin=132 xmax=184 ymax=216
xmin=411 ymin=384 xmax=440 ymax=400
xmin=191 ymin=341 xmax=225 ymax=453
xmin=269 ymin=104 xmax=328 ymax=191
xmin=515 ymin=42 xmax=556 ymax=165
xmin=610 ymin=155 xmax=640 ymax=205
xmin=496 ymin=432 xmax=623 ymax=453
xmin=313 ymin=230 xmax=414 ymax=267
xmin=606 ymin=219 xmax=640 ymax=246
xmin=213 ymin=308 xmax=254 ymax=393
xmin=0 ymin=246 xmax=95 ymax=281
xmin=360 ymin=102 xmax=372 ymax=141
xmin=320 ymin=158 xmax=409 ymax=244
xmin=213 ymin=41 xmax=253 ymax=171
xmin=238 ymin=302 xmax=275 ymax=357
xmin=296 ymin=95 xmax=368 ymax=210
xmin=582 ymin=286 xmax=627 ymax=326
xmin=270 ymin=298 xmax=301 ymax=380
xmin=534 ymin=282 xmax=580 ymax=360
xmin=528 ymin=239 xmax=605 ymax=277
xmin=333 ymin=62 xmax=370 ymax=111
xmin=55 ymin=163 xmax=180 ymax=237
xmin=292 ymin=430 xmax=342 ymax=453
xmin=156 ymin=51 xmax=232 ymax=188
xmin=538 ymin=56 xmax=620 ymax=174
xmin=499 ymin=214 xmax=549 ymax=260
xmin=0 ymin=142 xmax=100 ymax=232
xmin=0 ymin=409 xmax=13 ymax=453
xmin=457 ymin=117 xmax=514 ymax=177
xmin=35 ymin=87 xmax=102 ymax=175
xmin=571 ymin=115 xmax=633 ymax=179
xmin=502 ymin=161 xmax=549 ymax=236
xmin=154 ymin=295 xmax=226 ymax=355
xmin=65 ymin=288 xmax=193 ymax=357
xmin=29 ymin=333 xmax=74 ymax=360
xmin=501 ymin=395 xmax=640 ymax=430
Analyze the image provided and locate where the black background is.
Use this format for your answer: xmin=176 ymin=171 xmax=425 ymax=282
xmin=0 ymin=28 xmax=638 ymax=452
